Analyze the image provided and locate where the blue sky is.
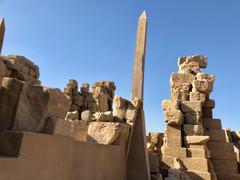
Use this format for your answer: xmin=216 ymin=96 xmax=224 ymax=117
xmin=0 ymin=0 xmax=240 ymax=132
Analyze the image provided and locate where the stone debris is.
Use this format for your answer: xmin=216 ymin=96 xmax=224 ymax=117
xmin=65 ymin=111 xmax=79 ymax=121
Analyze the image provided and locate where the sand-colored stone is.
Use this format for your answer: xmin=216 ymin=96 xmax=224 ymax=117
xmin=0 ymin=18 xmax=5 ymax=54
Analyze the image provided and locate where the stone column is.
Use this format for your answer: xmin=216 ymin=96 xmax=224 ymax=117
xmin=0 ymin=18 xmax=5 ymax=55
xmin=131 ymin=11 xmax=147 ymax=102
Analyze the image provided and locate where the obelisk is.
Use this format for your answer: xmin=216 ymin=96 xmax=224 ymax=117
xmin=127 ymin=11 xmax=150 ymax=180
xmin=0 ymin=18 xmax=5 ymax=54
xmin=131 ymin=11 xmax=147 ymax=102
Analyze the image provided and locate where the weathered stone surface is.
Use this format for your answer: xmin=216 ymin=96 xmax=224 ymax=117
xmin=170 ymin=73 xmax=195 ymax=85
xmin=202 ymin=118 xmax=222 ymax=129
xmin=187 ymin=148 xmax=210 ymax=158
xmin=166 ymin=168 xmax=192 ymax=180
xmin=211 ymin=159 xmax=238 ymax=174
xmin=87 ymin=122 xmax=121 ymax=145
xmin=0 ymin=18 xmax=5 ymax=54
xmin=12 ymin=83 xmax=48 ymax=132
xmin=184 ymin=55 xmax=208 ymax=68
xmin=0 ymin=57 xmax=10 ymax=83
xmin=189 ymin=92 xmax=206 ymax=105
xmin=205 ymin=129 xmax=227 ymax=142
xmin=202 ymin=108 xmax=213 ymax=118
xmin=183 ymin=124 xmax=204 ymax=135
xmin=163 ymin=109 xmax=184 ymax=126
xmin=131 ymin=11 xmax=147 ymax=102
xmin=192 ymin=80 xmax=213 ymax=93
xmin=0 ymin=77 xmax=24 ymax=130
xmin=162 ymin=100 xmax=179 ymax=111
xmin=44 ymin=88 xmax=71 ymax=120
xmin=65 ymin=111 xmax=79 ymax=121
xmin=81 ymin=110 xmax=93 ymax=122
xmin=5 ymin=55 xmax=40 ymax=84
xmin=181 ymin=101 xmax=202 ymax=112
xmin=196 ymin=73 xmax=215 ymax=82
xmin=185 ymin=136 xmax=209 ymax=145
xmin=95 ymin=111 xmax=113 ymax=122
xmin=148 ymin=152 xmax=159 ymax=173
xmin=179 ymin=61 xmax=200 ymax=75
xmin=53 ymin=119 xmax=88 ymax=141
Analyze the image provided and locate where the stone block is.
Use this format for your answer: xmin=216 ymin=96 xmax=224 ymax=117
xmin=202 ymin=118 xmax=222 ymax=129
xmin=97 ymin=94 xmax=109 ymax=112
xmin=184 ymin=111 xmax=202 ymax=125
xmin=210 ymin=149 xmax=237 ymax=160
xmin=0 ymin=77 xmax=24 ymax=131
xmin=161 ymin=100 xmax=179 ymax=111
xmin=202 ymin=108 xmax=213 ymax=118
xmin=87 ymin=122 xmax=130 ymax=145
xmin=181 ymin=101 xmax=202 ymax=112
xmin=163 ymin=109 xmax=184 ymax=126
xmin=161 ymin=146 xmax=187 ymax=158
xmin=215 ymin=173 xmax=240 ymax=180
xmin=183 ymin=124 xmax=204 ymax=135
xmin=179 ymin=61 xmax=200 ymax=75
xmin=196 ymin=73 xmax=215 ymax=82
xmin=186 ymin=148 xmax=210 ymax=158
xmin=205 ymin=129 xmax=227 ymax=142
xmin=187 ymin=171 xmax=212 ymax=180
xmin=207 ymin=141 xmax=234 ymax=152
xmin=73 ymin=95 xmax=83 ymax=106
xmin=170 ymin=90 xmax=189 ymax=102
xmin=192 ymin=80 xmax=214 ymax=94
xmin=185 ymin=136 xmax=209 ymax=145
xmin=164 ymin=125 xmax=182 ymax=147
xmin=95 ymin=111 xmax=113 ymax=122
xmin=148 ymin=152 xmax=159 ymax=173
xmin=186 ymin=55 xmax=208 ymax=68
xmin=183 ymin=158 xmax=209 ymax=172
xmin=81 ymin=110 xmax=93 ymax=122
xmin=204 ymin=99 xmax=215 ymax=108
xmin=170 ymin=73 xmax=195 ymax=85
xmin=189 ymin=92 xmax=206 ymax=105
xmin=211 ymin=159 xmax=238 ymax=174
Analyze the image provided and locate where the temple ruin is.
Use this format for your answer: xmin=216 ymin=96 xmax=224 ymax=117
xmin=0 ymin=11 xmax=240 ymax=180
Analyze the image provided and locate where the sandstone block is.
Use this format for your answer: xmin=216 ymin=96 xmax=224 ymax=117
xmin=163 ymin=109 xmax=184 ymax=126
xmin=170 ymin=73 xmax=195 ymax=85
xmin=87 ymin=122 xmax=130 ymax=145
xmin=184 ymin=111 xmax=202 ymax=125
xmin=148 ymin=152 xmax=159 ymax=173
xmin=113 ymin=108 xmax=126 ymax=123
xmin=161 ymin=146 xmax=186 ymax=158
xmin=196 ymin=73 xmax=215 ymax=82
xmin=81 ymin=110 xmax=93 ymax=122
xmin=202 ymin=108 xmax=213 ymax=118
xmin=179 ymin=61 xmax=200 ymax=75
xmin=0 ymin=77 xmax=24 ymax=130
xmin=186 ymin=55 xmax=208 ymax=68
xmin=187 ymin=171 xmax=212 ymax=180
xmin=192 ymin=80 xmax=214 ymax=93
xmin=95 ymin=111 xmax=113 ymax=122
xmin=183 ymin=158 xmax=209 ymax=172
xmin=202 ymin=118 xmax=222 ymax=129
xmin=186 ymin=148 xmax=210 ymax=158
xmin=210 ymin=149 xmax=237 ymax=160
xmin=73 ymin=95 xmax=83 ymax=106
xmin=113 ymin=96 xmax=128 ymax=109
xmin=12 ymin=83 xmax=49 ymax=132
xmin=161 ymin=100 xmax=179 ymax=111
xmin=183 ymin=124 xmax=204 ymax=135
xmin=207 ymin=141 xmax=234 ymax=152
xmin=205 ymin=129 xmax=227 ymax=142
xmin=204 ymin=99 xmax=215 ymax=108
xmin=181 ymin=101 xmax=202 ymax=112
xmin=211 ymin=159 xmax=238 ymax=174
xmin=190 ymin=92 xmax=206 ymax=105
xmin=215 ymin=173 xmax=240 ymax=180
xmin=185 ymin=136 xmax=209 ymax=145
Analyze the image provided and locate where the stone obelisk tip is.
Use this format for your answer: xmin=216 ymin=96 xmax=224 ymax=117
xmin=0 ymin=17 xmax=5 ymax=55
xmin=139 ymin=10 xmax=147 ymax=19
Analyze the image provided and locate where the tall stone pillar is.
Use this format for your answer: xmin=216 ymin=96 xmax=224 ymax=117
xmin=127 ymin=11 xmax=150 ymax=180
xmin=0 ymin=18 xmax=5 ymax=54
xmin=131 ymin=11 xmax=147 ymax=102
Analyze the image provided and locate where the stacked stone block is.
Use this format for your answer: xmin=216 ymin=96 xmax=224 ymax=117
xmin=161 ymin=55 xmax=217 ymax=180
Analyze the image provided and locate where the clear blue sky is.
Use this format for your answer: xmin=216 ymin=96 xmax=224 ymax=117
xmin=0 ymin=0 xmax=240 ymax=133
